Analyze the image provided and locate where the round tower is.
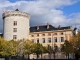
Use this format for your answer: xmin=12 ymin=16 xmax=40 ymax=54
xmin=2 ymin=9 xmax=30 ymax=40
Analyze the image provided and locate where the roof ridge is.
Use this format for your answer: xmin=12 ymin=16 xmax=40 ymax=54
xmin=30 ymin=25 xmax=49 ymax=27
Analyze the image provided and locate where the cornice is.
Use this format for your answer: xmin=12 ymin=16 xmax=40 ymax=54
xmin=2 ymin=11 xmax=30 ymax=19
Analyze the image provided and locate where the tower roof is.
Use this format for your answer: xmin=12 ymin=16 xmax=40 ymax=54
xmin=15 ymin=9 xmax=19 ymax=11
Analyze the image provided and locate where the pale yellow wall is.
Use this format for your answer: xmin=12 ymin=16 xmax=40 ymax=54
xmin=29 ymin=30 xmax=73 ymax=48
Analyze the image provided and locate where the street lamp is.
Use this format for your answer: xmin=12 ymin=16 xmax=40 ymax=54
xmin=52 ymin=31 xmax=56 ymax=59
xmin=53 ymin=49 xmax=56 ymax=59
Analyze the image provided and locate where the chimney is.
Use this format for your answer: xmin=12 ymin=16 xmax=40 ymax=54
xmin=47 ymin=23 xmax=49 ymax=29
xmin=37 ymin=25 xmax=39 ymax=30
xmin=58 ymin=25 xmax=60 ymax=29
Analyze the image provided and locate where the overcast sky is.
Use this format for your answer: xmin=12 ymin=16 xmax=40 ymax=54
xmin=0 ymin=0 xmax=80 ymax=33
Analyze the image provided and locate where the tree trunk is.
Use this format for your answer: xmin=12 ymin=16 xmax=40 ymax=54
xmin=53 ymin=52 xmax=55 ymax=59
xmin=28 ymin=53 xmax=29 ymax=59
xmin=66 ymin=54 xmax=67 ymax=59
xmin=37 ymin=54 xmax=39 ymax=59
xmin=41 ymin=53 xmax=42 ymax=59
xmin=49 ymin=53 xmax=51 ymax=59
xmin=73 ymin=53 xmax=75 ymax=59
xmin=68 ymin=53 xmax=69 ymax=59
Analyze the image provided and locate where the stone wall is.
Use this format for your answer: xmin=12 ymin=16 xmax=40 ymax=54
xmin=2 ymin=10 xmax=30 ymax=40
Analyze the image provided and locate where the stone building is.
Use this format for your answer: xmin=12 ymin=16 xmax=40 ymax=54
xmin=2 ymin=9 xmax=30 ymax=40
xmin=29 ymin=23 xmax=73 ymax=49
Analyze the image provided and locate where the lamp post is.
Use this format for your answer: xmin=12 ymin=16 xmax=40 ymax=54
xmin=52 ymin=32 xmax=53 ymax=51
xmin=52 ymin=31 xmax=55 ymax=59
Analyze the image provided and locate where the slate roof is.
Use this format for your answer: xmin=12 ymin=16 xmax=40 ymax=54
xmin=57 ymin=26 xmax=71 ymax=30
xmin=73 ymin=27 xmax=77 ymax=31
xmin=30 ymin=25 xmax=71 ymax=33
xmin=0 ymin=33 xmax=3 ymax=37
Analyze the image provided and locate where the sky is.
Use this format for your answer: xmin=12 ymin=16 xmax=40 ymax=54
xmin=0 ymin=0 xmax=80 ymax=33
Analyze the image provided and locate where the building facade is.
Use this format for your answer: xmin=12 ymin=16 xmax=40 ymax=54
xmin=2 ymin=9 xmax=30 ymax=40
xmin=29 ymin=23 xmax=73 ymax=49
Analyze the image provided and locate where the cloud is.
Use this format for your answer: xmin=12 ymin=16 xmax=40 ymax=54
xmin=0 ymin=0 xmax=80 ymax=32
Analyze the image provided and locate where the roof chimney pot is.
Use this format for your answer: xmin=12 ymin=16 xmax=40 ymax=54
xmin=58 ymin=25 xmax=60 ymax=29
xmin=47 ymin=23 xmax=49 ymax=29
xmin=37 ymin=25 xmax=39 ymax=30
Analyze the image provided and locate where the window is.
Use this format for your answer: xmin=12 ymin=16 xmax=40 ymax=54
xmin=61 ymin=37 xmax=64 ymax=42
xmin=42 ymin=34 xmax=45 ymax=36
xmin=61 ymin=32 xmax=63 ymax=35
xmin=42 ymin=38 xmax=45 ymax=43
xmin=13 ymin=21 xmax=17 ymax=26
xmin=37 ymin=38 xmax=39 ymax=43
xmin=54 ymin=37 xmax=57 ymax=42
xmin=54 ymin=33 xmax=57 ymax=35
xmin=32 ymin=39 xmax=34 ymax=43
xmin=31 ymin=35 xmax=34 ymax=37
xmin=37 ymin=34 xmax=39 ymax=36
xmin=48 ymin=38 xmax=51 ymax=43
xmin=13 ymin=28 xmax=17 ymax=32
xmin=13 ymin=35 xmax=17 ymax=39
xmin=48 ymin=33 xmax=51 ymax=36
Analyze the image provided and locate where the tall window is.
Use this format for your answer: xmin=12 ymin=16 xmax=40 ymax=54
xmin=54 ymin=37 xmax=57 ymax=42
xmin=42 ymin=38 xmax=45 ymax=43
xmin=54 ymin=33 xmax=57 ymax=35
xmin=13 ymin=35 xmax=17 ymax=39
xmin=13 ymin=21 xmax=17 ymax=26
xmin=61 ymin=37 xmax=64 ymax=42
xmin=42 ymin=34 xmax=45 ymax=36
xmin=37 ymin=34 xmax=39 ymax=36
xmin=48 ymin=33 xmax=51 ymax=36
xmin=13 ymin=28 xmax=17 ymax=32
xmin=37 ymin=38 xmax=39 ymax=43
xmin=48 ymin=38 xmax=51 ymax=43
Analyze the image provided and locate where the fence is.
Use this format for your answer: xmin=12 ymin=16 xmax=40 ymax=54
xmin=0 ymin=52 xmax=77 ymax=60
